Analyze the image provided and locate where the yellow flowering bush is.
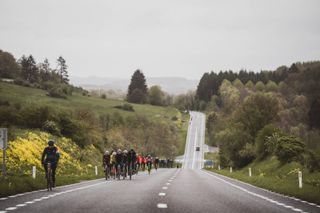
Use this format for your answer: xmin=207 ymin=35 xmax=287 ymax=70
xmin=0 ymin=131 xmax=101 ymax=176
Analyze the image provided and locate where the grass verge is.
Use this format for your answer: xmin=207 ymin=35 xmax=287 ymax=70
xmin=0 ymin=173 xmax=105 ymax=197
xmin=206 ymin=157 xmax=320 ymax=205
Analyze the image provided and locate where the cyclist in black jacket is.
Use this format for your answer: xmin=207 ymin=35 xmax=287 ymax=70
xmin=128 ymin=149 xmax=137 ymax=173
xmin=41 ymin=140 xmax=60 ymax=187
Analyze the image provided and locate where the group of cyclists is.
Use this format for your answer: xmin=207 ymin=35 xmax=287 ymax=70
xmin=41 ymin=140 xmax=167 ymax=190
xmin=102 ymin=149 xmax=160 ymax=180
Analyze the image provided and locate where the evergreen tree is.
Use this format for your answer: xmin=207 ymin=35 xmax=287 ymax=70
xmin=20 ymin=55 xmax=38 ymax=83
xmin=57 ymin=56 xmax=69 ymax=84
xmin=127 ymin=69 xmax=148 ymax=103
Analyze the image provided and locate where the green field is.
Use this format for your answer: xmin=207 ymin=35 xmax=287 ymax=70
xmin=0 ymin=82 xmax=180 ymax=122
xmin=207 ymin=157 xmax=320 ymax=204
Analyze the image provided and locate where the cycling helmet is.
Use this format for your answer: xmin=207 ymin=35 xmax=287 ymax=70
xmin=48 ymin=140 xmax=55 ymax=146
xmin=105 ymin=150 xmax=109 ymax=155
xmin=112 ymin=152 xmax=116 ymax=156
xmin=148 ymin=154 xmax=151 ymax=157
xmin=117 ymin=149 xmax=122 ymax=153
xmin=123 ymin=150 xmax=128 ymax=154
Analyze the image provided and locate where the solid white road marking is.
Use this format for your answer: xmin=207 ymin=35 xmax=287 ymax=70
xmin=205 ymin=170 xmax=320 ymax=209
xmin=1 ymin=181 xmax=106 ymax=213
xmin=5 ymin=207 xmax=17 ymax=211
xmin=201 ymin=171 xmax=307 ymax=213
xmin=159 ymin=193 xmax=166 ymax=196
xmin=157 ymin=203 xmax=168 ymax=208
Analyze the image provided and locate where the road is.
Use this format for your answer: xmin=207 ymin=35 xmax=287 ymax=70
xmin=1 ymin=111 xmax=319 ymax=213
xmin=182 ymin=111 xmax=206 ymax=169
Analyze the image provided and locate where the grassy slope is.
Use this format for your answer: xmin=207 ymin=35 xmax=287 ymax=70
xmin=207 ymin=157 xmax=320 ymax=204
xmin=0 ymin=82 xmax=180 ymax=122
xmin=0 ymin=82 xmax=186 ymax=196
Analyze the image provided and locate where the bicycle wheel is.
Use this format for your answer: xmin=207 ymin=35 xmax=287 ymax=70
xmin=47 ymin=163 xmax=53 ymax=191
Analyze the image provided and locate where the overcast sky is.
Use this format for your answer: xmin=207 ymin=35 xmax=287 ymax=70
xmin=0 ymin=0 xmax=319 ymax=80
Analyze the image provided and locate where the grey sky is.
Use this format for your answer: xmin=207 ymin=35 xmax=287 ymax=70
xmin=1 ymin=0 xmax=319 ymax=80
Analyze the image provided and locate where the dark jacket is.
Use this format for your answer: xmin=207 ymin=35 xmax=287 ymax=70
xmin=128 ymin=150 xmax=136 ymax=163
xmin=42 ymin=146 xmax=60 ymax=164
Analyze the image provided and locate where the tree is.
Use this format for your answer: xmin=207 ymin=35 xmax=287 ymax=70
xmin=237 ymin=93 xmax=279 ymax=137
xmin=20 ymin=55 xmax=39 ymax=83
xmin=127 ymin=69 xmax=148 ymax=103
xmin=39 ymin=58 xmax=52 ymax=82
xmin=309 ymin=98 xmax=320 ymax=129
xmin=219 ymin=79 xmax=240 ymax=113
xmin=266 ymin=80 xmax=278 ymax=92
xmin=148 ymin=85 xmax=165 ymax=106
xmin=0 ymin=49 xmax=19 ymax=79
xmin=255 ymin=81 xmax=265 ymax=91
xmin=57 ymin=56 xmax=69 ymax=84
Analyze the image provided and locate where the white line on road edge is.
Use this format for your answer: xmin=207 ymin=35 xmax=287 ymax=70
xmin=157 ymin=203 xmax=168 ymax=208
xmin=201 ymin=171 xmax=308 ymax=213
xmin=159 ymin=193 xmax=166 ymax=196
xmin=0 ymin=182 xmax=105 ymax=212
xmin=0 ymin=178 xmax=105 ymax=202
xmin=204 ymin=170 xmax=320 ymax=209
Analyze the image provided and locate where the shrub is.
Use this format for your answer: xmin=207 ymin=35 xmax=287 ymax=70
xmin=255 ymin=124 xmax=281 ymax=160
xmin=114 ymin=104 xmax=134 ymax=112
xmin=274 ymin=136 xmax=306 ymax=164
xmin=42 ymin=120 xmax=61 ymax=136
xmin=47 ymin=86 xmax=67 ymax=99
xmin=101 ymin=94 xmax=107 ymax=99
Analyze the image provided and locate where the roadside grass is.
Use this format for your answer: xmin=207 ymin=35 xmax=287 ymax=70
xmin=206 ymin=157 xmax=320 ymax=205
xmin=0 ymin=82 xmax=180 ymax=123
xmin=0 ymin=173 xmax=105 ymax=197
xmin=177 ymin=112 xmax=189 ymax=156
xmin=204 ymin=152 xmax=219 ymax=162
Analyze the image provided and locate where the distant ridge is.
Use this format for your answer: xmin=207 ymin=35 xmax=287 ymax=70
xmin=70 ymin=76 xmax=198 ymax=95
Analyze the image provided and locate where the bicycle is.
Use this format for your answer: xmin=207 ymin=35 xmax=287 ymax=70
xmin=116 ymin=164 xmax=121 ymax=180
xmin=147 ymin=162 xmax=152 ymax=175
xmin=128 ymin=162 xmax=135 ymax=180
xmin=122 ymin=164 xmax=127 ymax=180
xmin=47 ymin=163 xmax=53 ymax=191
xmin=104 ymin=165 xmax=111 ymax=180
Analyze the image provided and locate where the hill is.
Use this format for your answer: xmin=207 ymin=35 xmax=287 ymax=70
xmin=0 ymin=81 xmax=188 ymax=196
xmin=70 ymin=76 xmax=198 ymax=95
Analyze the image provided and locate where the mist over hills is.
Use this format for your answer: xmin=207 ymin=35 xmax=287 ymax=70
xmin=70 ymin=76 xmax=198 ymax=95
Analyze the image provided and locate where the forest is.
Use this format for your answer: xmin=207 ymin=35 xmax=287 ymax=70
xmin=197 ymin=62 xmax=320 ymax=171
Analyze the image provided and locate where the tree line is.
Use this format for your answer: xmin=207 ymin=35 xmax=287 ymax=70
xmin=0 ymin=49 xmax=86 ymax=98
xmin=201 ymin=61 xmax=320 ymax=171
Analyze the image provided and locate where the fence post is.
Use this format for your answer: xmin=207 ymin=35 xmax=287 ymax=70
xmin=249 ymin=167 xmax=252 ymax=177
xmin=230 ymin=167 xmax=233 ymax=173
xmin=298 ymin=171 xmax=302 ymax=188
xmin=218 ymin=165 xmax=221 ymax=170
xmin=32 ymin=166 xmax=36 ymax=179
xmin=95 ymin=166 xmax=98 ymax=176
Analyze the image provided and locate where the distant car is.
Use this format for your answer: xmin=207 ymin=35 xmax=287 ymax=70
xmin=196 ymin=147 xmax=200 ymax=151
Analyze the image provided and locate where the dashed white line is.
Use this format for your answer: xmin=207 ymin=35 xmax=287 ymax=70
xmin=0 ymin=198 xmax=8 ymax=201
xmin=157 ymin=203 xmax=168 ymax=208
xmin=0 ymin=211 xmax=7 ymax=213
xmin=166 ymin=183 xmax=170 ymax=185
xmin=15 ymin=204 xmax=26 ymax=207
xmin=162 ymin=186 xmax=168 ymax=190
xmin=159 ymin=193 xmax=166 ymax=196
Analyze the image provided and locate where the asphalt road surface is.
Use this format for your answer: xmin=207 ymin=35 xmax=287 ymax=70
xmin=1 ymin=111 xmax=319 ymax=213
